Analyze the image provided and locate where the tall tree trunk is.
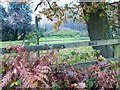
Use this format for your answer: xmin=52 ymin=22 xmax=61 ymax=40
xmin=117 ymin=3 xmax=120 ymax=38
xmin=114 ymin=2 xmax=120 ymax=57
xmin=86 ymin=11 xmax=113 ymax=58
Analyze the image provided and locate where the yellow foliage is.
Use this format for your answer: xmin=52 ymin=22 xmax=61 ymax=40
xmin=55 ymin=14 xmax=59 ymax=18
xmin=57 ymin=21 xmax=62 ymax=26
xmin=98 ymin=55 xmax=106 ymax=62
xmin=67 ymin=15 xmax=73 ymax=19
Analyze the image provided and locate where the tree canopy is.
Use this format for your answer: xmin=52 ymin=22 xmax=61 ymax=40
xmin=1 ymin=1 xmax=32 ymax=41
xmin=33 ymin=0 xmax=119 ymax=31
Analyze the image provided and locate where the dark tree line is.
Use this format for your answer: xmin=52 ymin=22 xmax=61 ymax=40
xmin=1 ymin=2 xmax=32 ymax=41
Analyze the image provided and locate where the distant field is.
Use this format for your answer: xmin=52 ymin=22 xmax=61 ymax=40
xmin=0 ymin=30 xmax=89 ymax=48
xmin=0 ymin=37 xmax=89 ymax=48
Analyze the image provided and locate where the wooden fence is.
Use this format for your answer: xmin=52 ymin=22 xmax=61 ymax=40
xmin=0 ymin=38 xmax=120 ymax=58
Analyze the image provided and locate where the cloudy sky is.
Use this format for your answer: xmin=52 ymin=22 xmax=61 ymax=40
xmin=0 ymin=0 xmax=119 ymax=24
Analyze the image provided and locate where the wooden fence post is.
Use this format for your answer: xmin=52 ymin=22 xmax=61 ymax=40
xmin=25 ymin=41 xmax=30 ymax=46
xmin=35 ymin=16 xmax=40 ymax=58
xmin=114 ymin=43 xmax=120 ymax=58
xmin=114 ymin=38 xmax=120 ymax=58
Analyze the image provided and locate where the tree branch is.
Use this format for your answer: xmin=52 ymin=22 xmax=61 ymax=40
xmin=34 ymin=1 xmax=43 ymax=11
xmin=110 ymin=1 xmax=119 ymax=5
xmin=46 ymin=0 xmax=53 ymax=10
xmin=34 ymin=0 xmax=56 ymax=16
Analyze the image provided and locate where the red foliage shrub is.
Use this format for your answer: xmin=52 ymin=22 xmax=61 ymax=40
xmin=0 ymin=45 xmax=118 ymax=89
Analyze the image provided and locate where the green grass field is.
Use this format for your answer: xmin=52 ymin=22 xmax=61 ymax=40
xmin=0 ymin=37 xmax=89 ymax=48
xmin=0 ymin=30 xmax=89 ymax=48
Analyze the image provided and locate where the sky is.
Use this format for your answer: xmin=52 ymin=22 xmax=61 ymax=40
xmin=0 ymin=0 xmax=119 ymax=25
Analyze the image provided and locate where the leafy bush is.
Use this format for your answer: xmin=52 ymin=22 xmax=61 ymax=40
xmin=45 ymin=30 xmax=88 ymax=38
xmin=0 ymin=45 xmax=56 ymax=89
xmin=58 ymin=49 xmax=98 ymax=65
xmin=0 ymin=45 xmax=118 ymax=89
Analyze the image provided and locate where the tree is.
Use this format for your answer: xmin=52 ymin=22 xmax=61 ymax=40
xmin=82 ymin=2 xmax=114 ymax=58
xmin=115 ymin=2 xmax=119 ymax=34
xmin=34 ymin=0 xmax=118 ymax=58
xmin=1 ymin=1 xmax=32 ymax=41
xmin=0 ymin=4 xmax=11 ymax=41
xmin=7 ymin=2 xmax=32 ymax=40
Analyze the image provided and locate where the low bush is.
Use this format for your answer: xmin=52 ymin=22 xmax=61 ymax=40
xmin=0 ymin=45 xmax=118 ymax=89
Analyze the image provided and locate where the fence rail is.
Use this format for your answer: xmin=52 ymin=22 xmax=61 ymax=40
xmin=0 ymin=38 xmax=120 ymax=78
xmin=0 ymin=38 xmax=120 ymax=54
xmin=51 ymin=58 xmax=119 ymax=69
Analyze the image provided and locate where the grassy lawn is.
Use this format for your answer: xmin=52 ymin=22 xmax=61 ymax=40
xmin=0 ymin=37 xmax=89 ymax=48
xmin=0 ymin=30 xmax=89 ymax=48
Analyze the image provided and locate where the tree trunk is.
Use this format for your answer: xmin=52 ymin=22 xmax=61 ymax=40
xmin=117 ymin=3 xmax=120 ymax=40
xmin=86 ymin=11 xmax=113 ymax=58
xmin=114 ymin=2 xmax=120 ymax=58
